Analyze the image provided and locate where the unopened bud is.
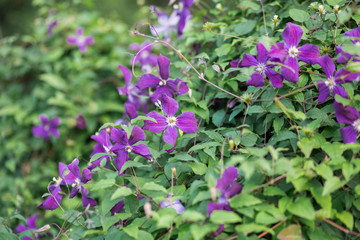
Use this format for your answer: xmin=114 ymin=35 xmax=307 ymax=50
xmin=229 ymin=139 xmax=235 ymax=151
xmin=210 ymin=187 xmax=217 ymax=202
xmin=35 ymin=224 xmax=51 ymax=233
xmin=334 ymin=5 xmax=339 ymax=14
xmin=242 ymin=93 xmax=252 ymax=104
xmin=171 ymin=167 xmax=177 ymax=178
xmin=273 ymin=15 xmax=279 ymax=24
xmin=318 ymin=5 xmax=326 ymax=14
xmin=212 ymin=65 xmax=221 ymax=74
xmin=188 ymin=88 xmax=192 ymax=98
xmin=144 ymin=202 xmax=152 ymax=219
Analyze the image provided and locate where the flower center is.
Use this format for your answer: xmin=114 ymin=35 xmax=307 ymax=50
xmin=288 ymin=46 xmax=299 ymax=58
xmin=44 ymin=124 xmax=50 ymax=131
xmin=52 ymin=177 xmax=62 ymax=186
xmin=140 ymin=51 xmax=150 ymax=59
xmin=325 ymin=77 xmax=336 ymax=90
xmin=159 ymin=80 xmax=167 ymax=86
xmin=72 ymin=178 xmax=81 ymax=187
xmin=125 ymin=145 xmax=132 ymax=153
xmin=166 ymin=116 xmax=177 ymax=127
xmin=356 ymin=42 xmax=360 ymax=47
xmin=256 ymin=63 xmax=266 ymax=75
xmin=352 ymin=119 xmax=360 ymax=132
xmin=77 ymin=36 xmax=86 ymax=45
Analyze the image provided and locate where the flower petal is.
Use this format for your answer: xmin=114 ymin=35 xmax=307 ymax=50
xmin=150 ymin=85 xmax=173 ymax=103
xmin=246 ymin=72 xmax=265 ymax=87
xmin=111 ymin=127 xmax=128 ymax=146
xmin=268 ymin=42 xmax=288 ymax=62
xmin=334 ymin=101 xmax=360 ymax=124
xmin=158 ymin=54 xmax=170 ymax=80
xmin=132 ymin=144 xmax=151 ymax=159
xmin=68 ymin=158 xmax=81 ymax=179
xmin=176 ymin=112 xmax=198 ymax=133
xmin=257 ymin=42 xmax=268 ymax=64
xmin=163 ymin=126 xmax=178 ymax=148
xmin=111 ymin=201 xmax=125 ymax=216
xmin=316 ymin=54 xmax=334 ymax=79
xmin=167 ymin=78 xmax=189 ymax=95
xmin=129 ymin=126 xmax=146 ymax=145
xmin=340 ymin=126 xmax=358 ymax=144
xmin=333 ymin=86 xmax=348 ymax=99
xmin=81 ymin=186 xmax=97 ymax=207
xmin=114 ymin=151 xmax=128 ymax=174
xmin=216 ymin=166 xmax=238 ymax=193
xmin=265 ymin=68 xmax=283 ymax=88
xmin=298 ymin=44 xmax=320 ymax=64
xmin=38 ymin=185 xmax=63 ymax=211
xmin=32 ymin=126 xmax=47 ymax=139
xmin=283 ymin=22 xmax=303 ymax=47
xmin=118 ymin=65 xmax=132 ymax=85
xmin=143 ymin=111 xmax=168 ymax=133
xmin=281 ymin=57 xmax=299 ymax=83
xmin=160 ymin=94 xmax=179 ymax=117
xmin=76 ymin=28 xmax=84 ymax=36
xmin=239 ymin=54 xmax=258 ymax=67
xmin=317 ymin=81 xmax=330 ymax=103
xmin=85 ymin=36 xmax=94 ymax=45
xmin=66 ymin=37 xmax=77 ymax=45
xmin=138 ymin=74 xmax=161 ymax=90
xmin=26 ymin=214 xmax=39 ymax=229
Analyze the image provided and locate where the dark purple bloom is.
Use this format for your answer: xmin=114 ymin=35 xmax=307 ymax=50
xmin=240 ymin=42 xmax=283 ymax=88
xmin=160 ymin=196 xmax=185 ymax=214
xmin=334 ymin=102 xmax=360 ymax=144
xmin=47 ymin=20 xmax=58 ymax=36
xmin=177 ymin=0 xmax=194 ymax=36
xmin=143 ymin=94 xmax=198 ymax=152
xmin=269 ymin=22 xmax=320 ymax=83
xmin=111 ymin=201 xmax=125 ymax=216
xmin=76 ymin=114 xmax=87 ymax=129
xmin=65 ymin=158 xmax=97 ymax=207
xmin=151 ymin=8 xmax=180 ymax=39
xmin=67 ymin=28 xmax=94 ymax=53
xmin=129 ymin=41 xmax=157 ymax=73
xmin=38 ymin=162 xmax=68 ymax=210
xmin=335 ymin=46 xmax=358 ymax=64
xmin=89 ymin=127 xmax=114 ymax=170
xmin=15 ymin=214 xmax=39 ymax=240
xmin=32 ymin=114 xmax=60 ymax=140
xmin=110 ymin=126 xmax=151 ymax=174
xmin=345 ymin=24 xmax=360 ymax=46
xmin=138 ymin=54 xmax=189 ymax=103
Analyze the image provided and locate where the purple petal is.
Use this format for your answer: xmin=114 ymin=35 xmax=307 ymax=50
xmin=283 ymin=22 xmax=303 ymax=47
xmin=85 ymin=36 xmax=94 ymax=45
xmin=298 ymin=44 xmax=320 ymax=64
xmin=209 ymin=224 xmax=225 ymax=238
xmin=26 ymin=214 xmax=39 ymax=229
xmin=129 ymin=43 xmax=140 ymax=51
xmin=150 ymin=86 xmax=173 ymax=103
xmin=335 ymin=46 xmax=353 ymax=63
xmin=81 ymin=186 xmax=97 ymax=207
xmin=138 ymin=74 xmax=161 ymax=90
xmin=216 ymin=166 xmax=239 ymax=193
xmin=246 ymin=72 xmax=265 ymax=87
xmin=114 ymin=151 xmax=128 ymax=174
xmin=111 ymin=201 xmax=125 ymax=216
xmin=118 ymin=65 xmax=132 ymax=85
xmin=239 ymin=54 xmax=258 ymax=67
xmin=163 ymin=126 xmax=178 ymax=148
xmin=265 ymin=68 xmax=283 ymax=88
xmin=49 ymin=126 xmax=59 ymax=138
xmin=333 ymin=86 xmax=348 ymax=99
xmin=230 ymin=59 xmax=240 ymax=68
xmin=76 ymin=28 xmax=84 ymax=35
xmin=316 ymin=54 xmax=335 ymax=79
xmin=335 ymin=68 xmax=360 ymax=83
xmin=176 ymin=112 xmax=198 ymax=133
xmin=32 ymin=126 xmax=48 ymax=139
xmin=317 ymin=81 xmax=330 ymax=103
xmin=158 ymin=54 xmax=170 ymax=80
xmin=160 ymin=199 xmax=185 ymax=214
xmin=124 ymin=102 xmax=138 ymax=120
xmin=143 ymin=111 xmax=168 ymax=133
xmin=39 ymin=114 xmax=49 ymax=124
xmin=132 ymin=144 xmax=151 ymax=159
xmin=58 ymin=162 xmax=68 ymax=177
xmin=128 ymin=126 xmax=146 ymax=145
xmin=68 ymin=158 xmax=81 ymax=179
xmin=334 ymin=102 xmax=360 ymax=124
xmin=257 ymin=42 xmax=268 ymax=64
xmin=268 ymin=42 xmax=288 ymax=62
xmin=15 ymin=224 xmax=27 ymax=233
xmin=78 ymin=44 xmax=87 ymax=53
xmin=160 ymin=94 xmax=178 ymax=116
xmin=282 ymin=57 xmax=299 ymax=83
xmin=225 ymin=182 xmax=243 ymax=198
xmin=38 ymin=185 xmax=63 ymax=210
xmin=69 ymin=186 xmax=80 ymax=198
xmin=167 ymin=78 xmax=189 ymax=95
xmin=111 ymin=127 xmax=128 ymax=146
xmin=340 ymin=126 xmax=358 ymax=144
xmin=345 ymin=25 xmax=360 ymax=44
xmin=207 ymin=202 xmax=228 ymax=216
xmin=67 ymin=37 xmax=77 ymax=45
xmin=81 ymin=168 xmax=92 ymax=184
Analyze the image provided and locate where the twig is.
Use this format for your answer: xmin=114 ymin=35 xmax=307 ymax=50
xmin=259 ymin=0 xmax=268 ymax=36
xmin=324 ymin=218 xmax=360 ymax=237
xmin=257 ymin=219 xmax=287 ymax=238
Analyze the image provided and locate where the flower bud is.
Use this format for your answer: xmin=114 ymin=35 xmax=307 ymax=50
xmin=144 ymin=202 xmax=152 ymax=219
xmin=333 ymin=5 xmax=339 ymax=14
xmin=171 ymin=167 xmax=177 ymax=178
xmin=210 ymin=187 xmax=217 ymax=202
xmin=273 ymin=15 xmax=279 ymax=24
xmin=188 ymin=88 xmax=192 ymax=98
xmin=242 ymin=93 xmax=252 ymax=104
xmin=229 ymin=139 xmax=235 ymax=151
xmin=35 ymin=224 xmax=51 ymax=233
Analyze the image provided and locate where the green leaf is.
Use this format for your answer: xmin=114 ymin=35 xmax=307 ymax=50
xmin=326 ymin=0 xmax=345 ymax=6
xmin=39 ymin=73 xmax=67 ymax=90
xmin=180 ymin=210 xmax=205 ymax=222
xmin=123 ymin=223 xmax=139 ymax=239
xmin=111 ymin=187 xmax=133 ymax=200
xmin=89 ymin=152 xmax=115 ymax=163
xmin=130 ymin=116 xmax=156 ymax=125
xmin=190 ymin=223 xmax=219 ymax=240
xmin=188 ymin=162 xmax=207 ymax=175
xmin=210 ymin=210 xmax=242 ymax=224
xmin=120 ymin=161 xmax=146 ymax=174
xmin=345 ymin=61 xmax=360 ymax=73
xmin=322 ymin=176 xmax=345 ymax=196
xmin=277 ymin=224 xmax=302 ymax=240
xmin=235 ymin=224 xmax=274 ymax=235
xmin=215 ymin=44 xmax=232 ymax=57
xmin=92 ymin=179 xmax=115 ymax=190
xmin=234 ymin=20 xmax=257 ymax=35
xmin=0 ymin=233 xmax=20 ymax=240
xmin=141 ymin=182 xmax=167 ymax=193
xmin=168 ymin=153 xmax=197 ymax=162
xmin=230 ymin=194 xmax=262 ymax=208
xmin=336 ymin=211 xmax=353 ymax=230
xmin=288 ymin=196 xmax=315 ymax=220
xmin=289 ymin=9 xmax=310 ymax=22
xmin=263 ymin=186 xmax=286 ymax=196
xmin=102 ymin=216 xmax=119 ymax=232
xmin=212 ymin=109 xmax=226 ymax=127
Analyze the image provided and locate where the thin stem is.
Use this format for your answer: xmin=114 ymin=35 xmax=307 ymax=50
xmin=259 ymin=0 xmax=268 ymax=36
xmin=323 ymin=218 xmax=360 ymax=237
xmin=257 ymin=219 xmax=287 ymax=238
xmin=277 ymin=83 xmax=315 ymax=100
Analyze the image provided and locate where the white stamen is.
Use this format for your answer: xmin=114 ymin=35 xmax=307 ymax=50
xmin=159 ymin=80 xmax=167 ymax=86
xmin=288 ymin=46 xmax=299 ymax=58
xmin=125 ymin=145 xmax=132 ymax=153
xmin=166 ymin=116 xmax=177 ymax=127
xmin=324 ymin=77 xmax=336 ymax=90
xmin=256 ymin=63 xmax=267 ymax=75
xmin=353 ymin=119 xmax=360 ymax=132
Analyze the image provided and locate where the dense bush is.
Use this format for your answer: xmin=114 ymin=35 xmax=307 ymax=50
xmin=1 ymin=0 xmax=360 ymax=239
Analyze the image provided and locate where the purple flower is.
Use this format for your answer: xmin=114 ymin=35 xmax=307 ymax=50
xmin=89 ymin=127 xmax=114 ymax=170
xmin=177 ymin=0 xmax=194 ymax=36
xmin=335 ymin=46 xmax=358 ymax=64
xmin=76 ymin=114 xmax=87 ymax=129
xmin=32 ymin=114 xmax=60 ymax=140
xmin=345 ymin=24 xmax=360 ymax=46
xmin=160 ymin=196 xmax=185 ymax=214
xmin=143 ymin=94 xmax=198 ymax=152
xmin=129 ymin=41 xmax=157 ymax=72
xmin=151 ymin=8 xmax=180 ymax=39
xmin=117 ymin=65 xmax=148 ymax=119
xmin=47 ymin=20 xmax=58 ymax=36
xmin=38 ymin=162 xmax=68 ymax=210
xmin=110 ymin=126 xmax=151 ymax=174
xmin=240 ymin=42 xmax=283 ymax=88
xmin=316 ymin=54 xmax=359 ymax=103
xmin=138 ymin=54 xmax=189 ymax=103
xmin=65 ymin=158 xmax=97 ymax=207
xmin=269 ymin=22 xmax=320 ymax=83
xmin=15 ymin=214 xmax=39 ymax=240
xmin=334 ymin=102 xmax=360 ymax=144
xmin=111 ymin=201 xmax=125 ymax=216
xmin=67 ymin=28 xmax=94 ymax=53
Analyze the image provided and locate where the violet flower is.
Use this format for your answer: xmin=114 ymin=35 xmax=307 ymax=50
xmin=65 ymin=158 xmax=97 ymax=207
xmin=177 ymin=0 xmax=194 ymax=36
xmin=38 ymin=162 xmax=68 ymax=210
xmin=334 ymin=102 xmax=360 ymax=144
xmin=15 ymin=214 xmax=39 ymax=240
xmin=316 ymin=54 xmax=359 ymax=103
xmin=110 ymin=126 xmax=151 ymax=174
xmin=151 ymin=8 xmax=180 ymax=39
xmin=67 ymin=28 xmax=94 ymax=53
xmin=240 ymin=42 xmax=283 ymax=88
xmin=143 ymin=94 xmax=198 ymax=152
xmin=111 ymin=201 xmax=125 ymax=216
xmin=32 ymin=114 xmax=60 ymax=140
xmin=76 ymin=114 xmax=87 ymax=129
xmin=160 ymin=196 xmax=185 ymax=214
xmin=345 ymin=24 xmax=360 ymax=46
xmin=335 ymin=25 xmax=360 ymax=63
xmin=138 ymin=54 xmax=189 ymax=103
xmin=89 ymin=127 xmax=114 ymax=170
xmin=47 ymin=20 xmax=58 ymax=37
xmin=269 ymin=22 xmax=320 ymax=83
xmin=129 ymin=41 xmax=157 ymax=73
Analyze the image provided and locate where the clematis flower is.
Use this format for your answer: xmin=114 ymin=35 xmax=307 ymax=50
xmin=316 ymin=54 xmax=359 ymax=103
xmin=177 ymin=0 xmax=194 ymax=36
xmin=15 ymin=214 xmax=39 ymax=240
xmin=38 ymin=162 xmax=68 ymax=210
xmin=117 ymin=65 xmax=148 ymax=119
xmin=75 ymin=114 xmax=87 ymax=129
xmin=89 ymin=127 xmax=114 ymax=170
xmin=240 ymin=42 xmax=283 ymax=88
xmin=151 ymin=8 xmax=180 ymax=39
xmin=269 ymin=22 xmax=320 ymax=83
xmin=138 ymin=54 xmax=189 ymax=103
xmin=66 ymin=28 xmax=94 ymax=53
xmin=129 ymin=41 xmax=157 ymax=73
xmin=345 ymin=24 xmax=360 ymax=46
xmin=335 ymin=25 xmax=360 ymax=63
xmin=65 ymin=158 xmax=97 ymax=207
xmin=110 ymin=126 xmax=151 ymax=174
xmin=143 ymin=94 xmax=198 ymax=152
xmin=334 ymin=102 xmax=360 ymax=144
xmin=32 ymin=114 xmax=60 ymax=140
xmin=111 ymin=201 xmax=125 ymax=216
xmin=160 ymin=196 xmax=185 ymax=214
